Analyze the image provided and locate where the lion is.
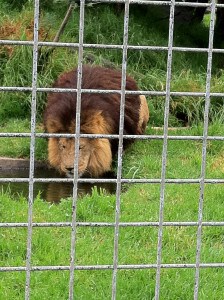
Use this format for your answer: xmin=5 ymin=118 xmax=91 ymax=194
xmin=44 ymin=65 xmax=149 ymax=178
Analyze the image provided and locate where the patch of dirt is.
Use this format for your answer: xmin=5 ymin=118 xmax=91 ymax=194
xmin=0 ymin=19 xmax=49 ymax=40
xmin=0 ymin=157 xmax=48 ymax=170
xmin=0 ymin=18 xmax=52 ymax=57
xmin=211 ymin=154 xmax=224 ymax=172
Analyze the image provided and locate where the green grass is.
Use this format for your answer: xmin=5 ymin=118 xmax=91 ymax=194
xmin=1 ymin=1 xmax=224 ymax=126
xmin=1 ymin=185 xmax=224 ymax=299
xmin=0 ymin=119 xmax=47 ymax=160
xmin=1 ymin=125 xmax=224 ymax=299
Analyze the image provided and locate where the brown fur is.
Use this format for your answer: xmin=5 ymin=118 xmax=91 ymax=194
xmin=44 ymin=65 xmax=149 ymax=177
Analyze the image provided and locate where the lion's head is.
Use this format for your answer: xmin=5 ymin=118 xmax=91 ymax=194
xmin=48 ymin=137 xmax=112 ymax=178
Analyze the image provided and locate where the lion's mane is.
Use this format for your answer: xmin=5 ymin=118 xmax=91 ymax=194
xmin=44 ymin=65 xmax=149 ymax=177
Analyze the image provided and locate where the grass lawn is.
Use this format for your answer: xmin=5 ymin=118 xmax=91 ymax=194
xmin=1 ymin=125 xmax=224 ymax=299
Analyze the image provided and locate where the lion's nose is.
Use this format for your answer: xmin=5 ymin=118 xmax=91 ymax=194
xmin=66 ymin=167 xmax=74 ymax=173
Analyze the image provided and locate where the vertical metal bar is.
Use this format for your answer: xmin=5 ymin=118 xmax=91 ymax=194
xmin=111 ymin=0 xmax=130 ymax=299
xmin=25 ymin=0 xmax=39 ymax=299
xmin=194 ymin=1 xmax=216 ymax=299
xmin=154 ymin=1 xmax=175 ymax=299
xmin=68 ymin=0 xmax=85 ymax=299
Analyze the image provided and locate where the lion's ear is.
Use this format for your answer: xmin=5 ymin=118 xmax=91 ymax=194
xmin=45 ymin=118 xmax=64 ymax=133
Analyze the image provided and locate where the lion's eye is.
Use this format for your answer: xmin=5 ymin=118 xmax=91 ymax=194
xmin=60 ymin=144 xmax=66 ymax=150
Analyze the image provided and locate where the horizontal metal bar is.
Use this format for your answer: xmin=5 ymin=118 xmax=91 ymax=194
xmin=88 ymin=0 xmax=217 ymax=8
xmin=1 ymin=221 xmax=224 ymax=228
xmin=0 ymin=0 xmax=217 ymax=8
xmin=90 ymin=0 xmax=224 ymax=8
xmin=1 ymin=263 xmax=224 ymax=273
xmin=1 ymin=39 xmax=224 ymax=54
xmin=1 ymin=86 xmax=224 ymax=99
xmin=1 ymin=133 xmax=224 ymax=142
xmin=1 ymin=178 xmax=224 ymax=184
xmin=0 ymin=87 xmax=208 ymax=97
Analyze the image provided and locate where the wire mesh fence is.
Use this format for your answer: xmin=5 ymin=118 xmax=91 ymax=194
xmin=0 ymin=0 xmax=224 ymax=299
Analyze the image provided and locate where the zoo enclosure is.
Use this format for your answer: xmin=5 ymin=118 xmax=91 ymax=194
xmin=0 ymin=0 xmax=224 ymax=299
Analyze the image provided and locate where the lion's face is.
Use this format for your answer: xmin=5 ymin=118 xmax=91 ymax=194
xmin=49 ymin=137 xmax=92 ymax=177
xmin=48 ymin=137 xmax=112 ymax=178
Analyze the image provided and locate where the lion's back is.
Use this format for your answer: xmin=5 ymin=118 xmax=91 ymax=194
xmin=44 ymin=65 xmax=144 ymax=137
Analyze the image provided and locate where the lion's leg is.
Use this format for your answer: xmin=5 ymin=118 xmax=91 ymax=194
xmin=137 ymin=95 xmax=149 ymax=134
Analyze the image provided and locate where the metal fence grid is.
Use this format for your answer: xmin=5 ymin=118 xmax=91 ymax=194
xmin=0 ymin=0 xmax=224 ymax=299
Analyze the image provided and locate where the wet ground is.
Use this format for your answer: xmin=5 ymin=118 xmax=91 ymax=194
xmin=0 ymin=158 xmax=116 ymax=203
